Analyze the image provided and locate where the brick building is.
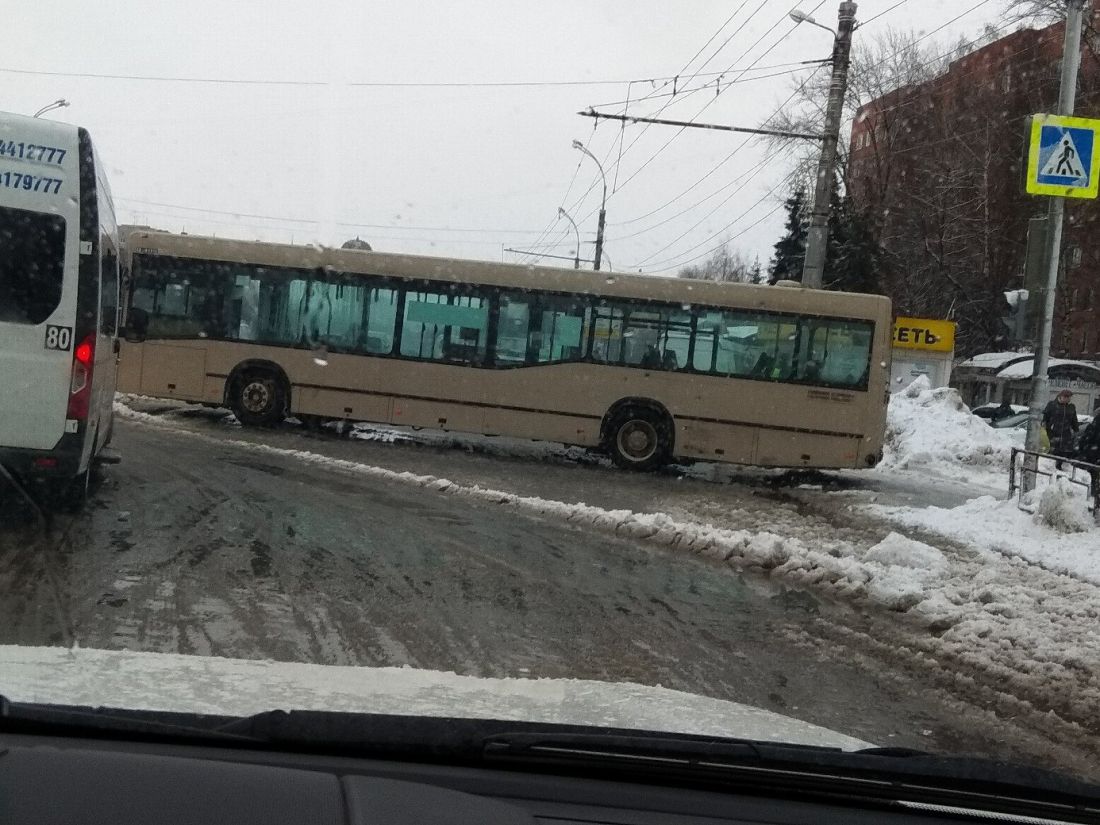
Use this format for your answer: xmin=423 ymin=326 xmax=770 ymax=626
xmin=847 ymin=14 xmax=1100 ymax=358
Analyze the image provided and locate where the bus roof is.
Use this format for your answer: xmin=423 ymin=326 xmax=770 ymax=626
xmin=123 ymin=229 xmax=891 ymax=320
xmin=0 ymin=110 xmax=80 ymax=144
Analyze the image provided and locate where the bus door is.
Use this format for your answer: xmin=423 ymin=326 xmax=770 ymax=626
xmin=0 ymin=115 xmax=84 ymax=458
xmin=0 ymin=205 xmax=79 ymax=452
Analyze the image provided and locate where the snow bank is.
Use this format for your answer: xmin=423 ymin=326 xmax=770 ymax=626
xmin=871 ymin=495 xmax=1100 ymax=586
xmin=881 ymin=376 xmax=1014 ymax=482
xmin=0 ymin=645 xmax=869 ymax=750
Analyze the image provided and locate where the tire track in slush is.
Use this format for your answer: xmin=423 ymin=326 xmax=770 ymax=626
xmin=0 ymin=496 xmax=84 ymax=649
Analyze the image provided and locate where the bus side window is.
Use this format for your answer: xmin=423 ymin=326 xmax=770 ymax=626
xmin=494 ymin=292 xmax=532 ymax=365
xmin=307 ymin=279 xmax=367 ymax=351
xmin=221 ymin=265 xmax=309 ymax=345
xmin=590 ymin=304 xmax=624 ymax=364
xmin=815 ymin=319 xmax=873 ymax=388
xmin=401 ymin=287 xmax=488 ymax=365
xmin=534 ymin=296 xmax=586 ymax=364
xmin=100 ymin=245 xmax=119 ymax=336
xmin=363 ymin=286 xmax=398 ymax=355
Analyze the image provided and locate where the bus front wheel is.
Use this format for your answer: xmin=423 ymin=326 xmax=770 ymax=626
xmin=607 ymin=407 xmax=671 ymax=471
xmin=231 ymin=372 xmax=287 ymax=427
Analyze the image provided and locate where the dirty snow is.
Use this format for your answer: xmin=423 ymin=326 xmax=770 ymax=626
xmin=0 ymin=645 xmax=869 ymax=750
xmin=872 ymin=494 xmax=1100 ymax=587
xmin=115 ymin=398 xmax=1100 ymax=729
xmin=862 ymin=533 xmax=949 ymax=611
xmin=1034 ymin=476 xmax=1095 ymax=534
xmin=879 ymin=376 xmax=1015 ymax=486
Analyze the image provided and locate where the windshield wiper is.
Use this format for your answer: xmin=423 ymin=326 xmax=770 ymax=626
xmin=483 ymin=732 xmax=1100 ymax=823
xmin=0 ymin=694 xmax=264 ymax=744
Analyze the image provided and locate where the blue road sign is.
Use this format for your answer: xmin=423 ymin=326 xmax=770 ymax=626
xmin=1027 ymin=114 xmax=1100 ymax=198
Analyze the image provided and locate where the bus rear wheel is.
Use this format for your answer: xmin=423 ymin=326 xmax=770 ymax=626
xmin=231 ymin=372 xmax=287 ymax=427
xmin=607 ymin=407 xmax=671 ymax=471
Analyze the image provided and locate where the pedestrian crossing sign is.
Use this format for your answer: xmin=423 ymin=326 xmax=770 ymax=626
xmin=1026 ymin=113 xmax=1100 ymax=198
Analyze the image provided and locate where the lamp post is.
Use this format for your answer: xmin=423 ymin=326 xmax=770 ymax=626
xmin=33 ymin=99 xmax=70 ymax=118
xmin=571 ymin=139 xmax=607 ymax=271
xmin=558 ymin=207 xmax=581 ymax=270
xmin=789 ymin=2 xmax=857 ymax=289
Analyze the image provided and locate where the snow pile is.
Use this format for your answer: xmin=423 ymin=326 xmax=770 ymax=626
xmin=881 ymin=376 xmax=1015 ymax=481
xmin=870 ymin=495 xmax=1100 ymax=586
xmin=862 ymin=533 xmax=949 ymax=611
xmin=1033 ymin=476 xmax=1095 ymax=534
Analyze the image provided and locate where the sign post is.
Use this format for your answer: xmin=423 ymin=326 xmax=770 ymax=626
xmin=1021 ymin=0 xmax=1092 ymax=492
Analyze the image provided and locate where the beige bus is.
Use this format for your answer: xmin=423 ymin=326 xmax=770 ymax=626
xmin=118 ymin=230 xmax=892 ymax=471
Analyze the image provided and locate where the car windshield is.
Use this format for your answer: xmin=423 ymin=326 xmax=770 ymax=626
xmin=3 ymin=0 xmax=1100 ymax=790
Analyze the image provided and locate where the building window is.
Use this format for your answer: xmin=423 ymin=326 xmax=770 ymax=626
xmin=1068 ymin=245 xmax=1083 ymax=267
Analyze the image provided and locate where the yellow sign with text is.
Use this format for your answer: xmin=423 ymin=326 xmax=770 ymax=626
xmin=892 ymin=317 xmax=955 ymax=353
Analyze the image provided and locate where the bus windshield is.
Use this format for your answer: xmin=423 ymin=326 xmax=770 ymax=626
xmin=0 ymin=205 xmax=66 ymax=325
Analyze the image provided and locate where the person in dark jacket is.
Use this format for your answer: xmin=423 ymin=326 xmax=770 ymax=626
xmin=1043 ymin=390 xmax=1080 ymax=459
xmin=1077 ymin=415 xmax=1100 ymax=490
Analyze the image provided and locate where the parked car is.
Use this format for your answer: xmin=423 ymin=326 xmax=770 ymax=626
xmin=971 ymin=403 xmax=1028 ymax=423
xmin=989 ymin=412 xmax=1030 ymax=429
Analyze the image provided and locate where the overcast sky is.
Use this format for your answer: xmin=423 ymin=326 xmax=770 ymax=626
xmin=9 ymin=0 xmax=1011 ymax=275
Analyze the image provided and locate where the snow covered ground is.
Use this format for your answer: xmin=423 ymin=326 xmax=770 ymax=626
xmin=0 ymin=645 xmax=869 ymax=750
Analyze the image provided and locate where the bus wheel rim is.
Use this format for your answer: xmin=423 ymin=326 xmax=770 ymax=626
xmin=242 ymin=380 xmax=272 ymax=413
xmin=618 ymin=420 xmax=657 ymax=461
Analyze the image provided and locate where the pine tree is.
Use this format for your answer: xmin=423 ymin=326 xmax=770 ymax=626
xmin=768 ymin=189 xmax=807 ymax=284
xmin=749 ymin=256 xmax=763 ymax=284
xmin=824 ymin=195 xmax=881 ymax=294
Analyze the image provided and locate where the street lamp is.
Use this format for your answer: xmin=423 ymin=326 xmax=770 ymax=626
xmin=33 ymin=99 xmax=70 ymax=118
xmin=558 ymin=207 xmax=581 ymax=270
xmin=789 ymin=2 xmax=857 ymax=289
xmin=571 ymin=139 xmax=608 ymax=271
xmin=788 ymin=9 xmax=835 ymax=34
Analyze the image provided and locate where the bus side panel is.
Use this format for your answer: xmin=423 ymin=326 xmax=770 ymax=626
xmin=481 ymin=408 xmax=598 ymax=446
xmin=391 ymin=398 xmax=484 ymax=433
xmin=89 ymin=140 xmax=120 ymax=453
xmin=137 ymin=342 xmax=206 ymax=399
xmin=116 ymin=340 xmax=144 ymax=394
xmin=294 ymin=386 xmax=392 ymax=424
xmin=755 ymin=429 xmax=862 ymax=469
xmin=676 ymin=421 xmax=757 ymax=464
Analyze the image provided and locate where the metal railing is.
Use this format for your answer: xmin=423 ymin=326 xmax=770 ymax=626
xmin=1009 ymin=447 xmax=1099 ymax=517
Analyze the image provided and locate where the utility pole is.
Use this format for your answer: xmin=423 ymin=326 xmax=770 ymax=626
xmin=799 ymin=2 xmax=857 ymax=290
xmin=1023 ymin=0 xmax=1087 ymax=482
xmin=572 ymin=140 xmax=608 ymax=271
